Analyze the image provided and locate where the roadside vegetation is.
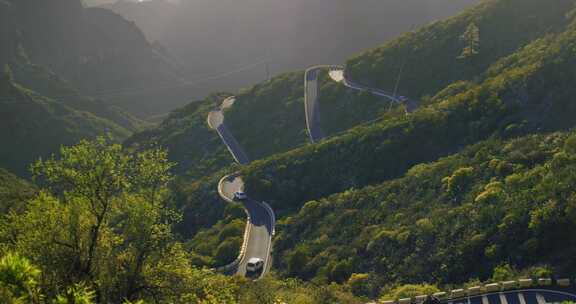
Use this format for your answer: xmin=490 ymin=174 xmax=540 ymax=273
xmin=0 ymin=137 xmax=360 ymax=303
xmin=4 ymin=0 xmax=576 ymax=303
xmin=273 ymin=132 xmax=576 ymax=293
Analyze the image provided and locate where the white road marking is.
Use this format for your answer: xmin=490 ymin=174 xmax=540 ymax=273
xmin=518 ymin=293 xmax=527 ymax=304
xmin=536 ymin=293 xmax=547 ymax=304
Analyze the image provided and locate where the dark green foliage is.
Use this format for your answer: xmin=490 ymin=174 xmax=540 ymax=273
xmin=126 ymin=93 xmax=233 ymax=179
xmin=242 ymin=18 xmax=576 ymax=215
xmin=9 ymin=61 xmax=147 ymax=132
xmin=186 ymin=218 xmax=245 ymax=267
xmin=273 ymin=132 xmax=576 ymax=285
xmin=317 ymin=71 xmax=403 ymax=136
xmin=226 ymin=72 xmax=309 ymax=159
xmin=169 ymin=169 xmax=233 ymax=239
xmin=0 ymin=138 xmax=361 ymax=303
xmin=225 ymin=70 xmax=401 ymax=161
xmin=347 ymin=0 xmax=576 ymax=99
xmin=3 ymin=0 xmax=181 ymax=117
xmin=0 ymin=168 xmax=35 ymax=214
xmin=0 ymin=81 xmax=130 ymax=176
xmin=5 ymin=0 xmax=576 ymax=302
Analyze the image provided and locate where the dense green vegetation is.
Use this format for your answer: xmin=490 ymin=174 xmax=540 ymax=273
xmin=242 ymin=14 xmax=576 ymax=214
xmin=127 ymin=0 xmax=576 ymax=185
xmin=131 ymin=2 xmax=576 ymax=301
xmin=347 ymin=0 xmax=576 ymax=99
xmin=5 ymin=0 xmax=576 ymax=302
xmin=126 ymin=93 xmax=233 ymax=178
xmin=1 ymin=0 xmax=182 ymax=118
xmin=226 ymin=72 xmax=308 ymax=159
xmin=0 ymin=168 xmax=35 ymax=213
xmin=0 ymin=138 xmax=360 ymax=303
xmin=0 ymin=68 xmax=132 ymax=176
xmin=316 ymin=71 xmax=403 ymax=136
xmin=128 ymin=69 xmax=393 ymax=179
xmin=10 ymin=61 xmax=147 ymax=132
xmin=273 ymin=132 xmax=576 ymax=291
xmin=222 ymin=69 xmax=396 ymax=160
xmin=0 ymin=0 xmax=169 ymax=177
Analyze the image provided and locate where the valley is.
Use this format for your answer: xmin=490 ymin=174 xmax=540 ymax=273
xmin=2 ymin=0 xmax=576 ymax=303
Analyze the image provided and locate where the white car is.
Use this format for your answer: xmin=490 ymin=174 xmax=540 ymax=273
xmin=246 ymin=257 xmax=264 ymax=272
xmin=234 ymin=191 xmax=248 ymax=200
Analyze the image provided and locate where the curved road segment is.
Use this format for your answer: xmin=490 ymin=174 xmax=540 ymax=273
xmin=207 ymin=97 xmax=274 ymax=278
xmin=307 ymin=68 xmax=576 ymax=304
xmin=443 ymin=288 xmax=576 ymax=304
xmin=304 ymin=67 xmax=325 ymax=143
xmin=305 ymin=65 xmax=419 ymax=143
xmin=206 ymin=70 xmax=573 ymax=300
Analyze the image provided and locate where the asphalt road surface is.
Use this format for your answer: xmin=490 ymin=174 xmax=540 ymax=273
xmin=304 ymin=67 xmax=325 ymax=143
xmin=207 ymin=97 xmax=250 ymax=165
xmin=305 ymin=65 xmax=419 ymax=143
xmin=445 ymin=288 xmax=576 ymax=304
xmin=329 ymin=67 xmax=419 ymax=113
xmin=219 ymin=176 xmax=273 ymax=277
xmin=208 ymin=97 xmax=274 ymax=278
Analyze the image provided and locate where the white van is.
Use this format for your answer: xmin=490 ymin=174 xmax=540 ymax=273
xmin=234 ymin=191 xmax=248 ymax=201
xmin=246 ymin=257 xmax=264 ymax=272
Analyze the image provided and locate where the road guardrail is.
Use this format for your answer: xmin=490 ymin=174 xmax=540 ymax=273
xmin=212 ymin=173 xmax=252 ymax=273
xmin=378 ymin=278 xmax=574 ymax=303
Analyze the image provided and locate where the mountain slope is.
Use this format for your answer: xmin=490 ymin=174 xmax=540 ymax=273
xmin=273 ymin=131 xmax=576 ymax=287
xmin=0 ymin=0 xmax=146 ymax=132
xmin=3 ymin=0 xmax=182 ymax=118
xmin=0 ymin=168 xmax=35 ymax=213
xmin=0 ymin=0 xmax=178 ymax=176
xmin=102 ymin=0 xmax=480 ymax=115
xmin=131 ymin=0 xmax=576 ymax=177
xmin=0 ymin=73 xmax=130 ymax=176
xmin=10 ymin=61 xmax=147 ymax=132
xmin=125 ymin=93 xmax=233 ymax=178
xmin=126 ymin=1 xmax=576 ymax=298
xmin=346 ymin=0 xmax=576 ymax=99
xmin=242 ymin=12 xmax=576 ymax=214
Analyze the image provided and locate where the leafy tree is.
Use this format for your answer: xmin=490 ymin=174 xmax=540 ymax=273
xmin=329 ymin=260 xmax=352 ymax=283
xmin=347 ymin=273 xmax=379 ymax=298
xmin=459 ymin=23 xmax=480 ymax=59
xmin=380 ymin=284 xmax=440 ymax=301
xmin=443 ymin=167 xmax=475 ymax=198
xmin=214 ymin=238 xmax=241 ymax=265
xmin=0 ymin=252 xmax=41 ymax=304
xmin=564 ymin=135 xmax=576 ymax=154
xmin=491 ymin=264 xmax=515 ymax=282
xmin=287 ymin=249 xmax=309 ymax=277
xmin=53 ymin=283 xmax=95 ymax=304
xmin=2 ymin=137 xmax=212 ymax=302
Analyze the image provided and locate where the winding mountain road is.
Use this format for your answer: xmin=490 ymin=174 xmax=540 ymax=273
xmin=204 ymin=65 xmax=576 ymax=304
xmin=207 ymin=97 xmax=274 ymax=279
xmin=304 ymin=65 xmax=419 ymax=143
xmin=303 ymin=67 xmax=576 ymax=304
xmin=207 ymin=64 xmax=416 ymax=277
